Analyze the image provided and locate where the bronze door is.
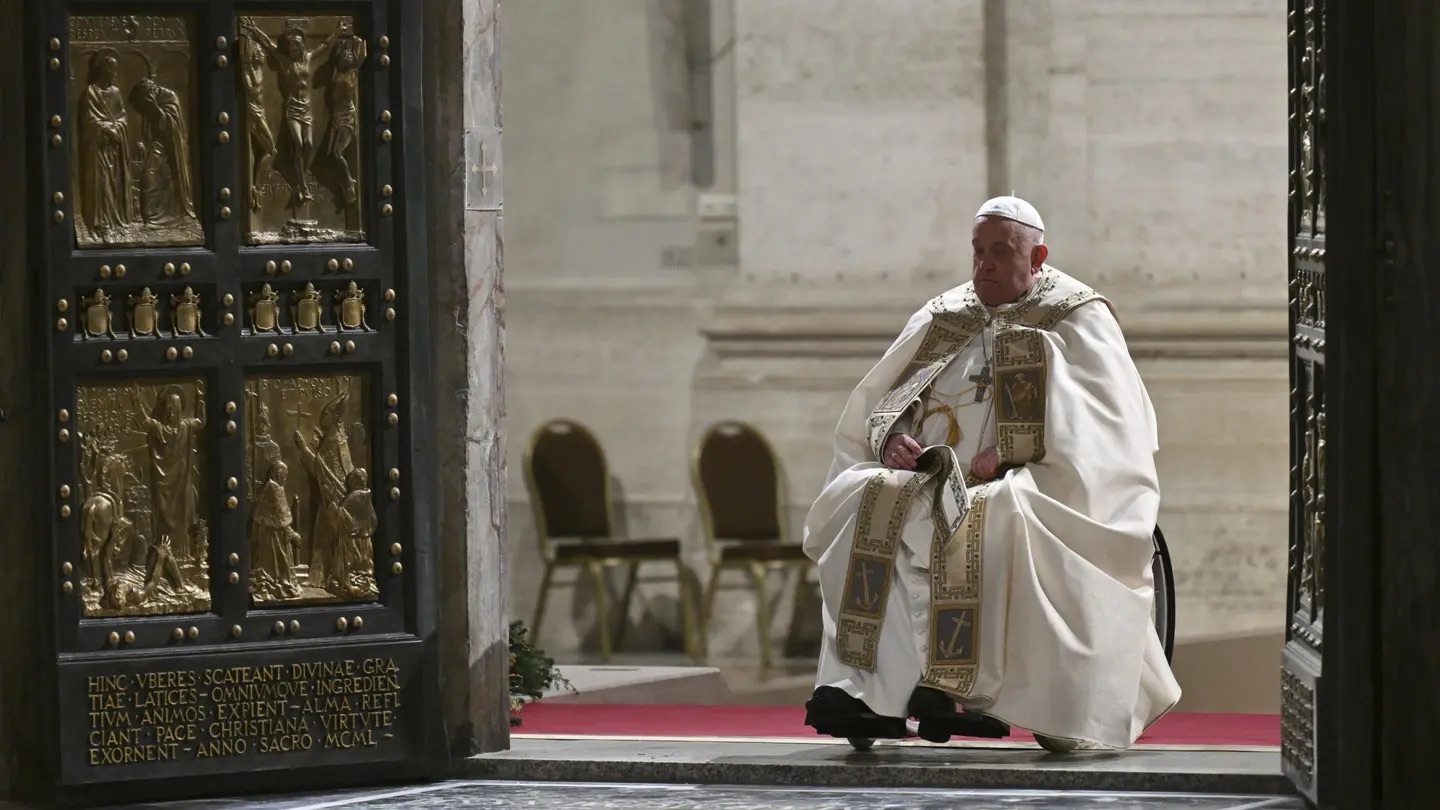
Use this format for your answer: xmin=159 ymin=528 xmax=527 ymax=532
xmin=33 ymin=0 xmax=441 ymax=798
xmin=1284 ymin=0 xmax=1326 ymax=804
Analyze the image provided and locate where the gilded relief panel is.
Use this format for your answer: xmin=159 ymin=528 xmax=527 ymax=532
xmin=68 ymin=14 xmax=203 ymax=249
xmin=244 ymin=374 xmax=377 ymax=605
xmin=74 ymin=379 xmax=211 ymax=617
xmin=1296 ymin=0 xmax=1326 ymax=236
xmin=1296 ymin=370 xmax=1326 ymax=623
xmin=245 ymin=282 xmax=375 ymax=335
xmin=74 ymin=283 xmax=211 ymax=341
xmin=237 ymin=14 xmax=367 ymax=245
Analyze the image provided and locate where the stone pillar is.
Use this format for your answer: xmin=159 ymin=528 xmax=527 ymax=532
xmin=424 ymin=0 xmax=509 ymax=755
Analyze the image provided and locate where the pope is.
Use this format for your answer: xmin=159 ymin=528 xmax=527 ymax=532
xmin=802 ymin=196 xmax=1180 ymax=753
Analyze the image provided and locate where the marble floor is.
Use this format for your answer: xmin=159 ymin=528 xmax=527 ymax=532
xmin=25 ymin=781 xmax=1305 ymax=809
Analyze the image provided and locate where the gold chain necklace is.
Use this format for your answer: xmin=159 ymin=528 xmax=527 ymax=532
xmin=916 ymin=329 xmax=997 ymax=448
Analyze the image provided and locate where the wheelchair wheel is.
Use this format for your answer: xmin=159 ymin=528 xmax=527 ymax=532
xmin=1034 ymin=733 xmax=1081 ymax=755
xmin=848 ymin=737 xmax=875 ymax=751
xmin=1152 ymin=525 xmax=1177 ymax=664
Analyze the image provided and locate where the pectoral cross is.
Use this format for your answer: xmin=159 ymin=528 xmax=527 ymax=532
xmin=969 ymin=364 xmax=993 ymax=403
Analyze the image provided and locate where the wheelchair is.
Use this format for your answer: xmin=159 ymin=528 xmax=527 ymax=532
xmin=844 ymin=525 xmax=1176 ymax=752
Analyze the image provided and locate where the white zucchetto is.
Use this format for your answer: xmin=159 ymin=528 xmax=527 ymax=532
xmin=975 ymin=195 xmax=1045 ymax=233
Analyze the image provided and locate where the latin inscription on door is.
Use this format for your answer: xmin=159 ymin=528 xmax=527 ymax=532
xmin=61 ymin=641 xmax=422 ymax=783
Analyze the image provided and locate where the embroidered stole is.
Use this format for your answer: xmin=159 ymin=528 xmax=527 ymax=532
xmin=836 ymin=271 xmax=1105 ymax=698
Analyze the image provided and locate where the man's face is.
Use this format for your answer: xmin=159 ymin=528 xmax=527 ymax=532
xmin=282 ymin=34 xmax=304 ymax=56
xmin=134 ymin=80 xmax=158 ymax=113
xmin=971 ymin=216 xmax=1046 ymax=307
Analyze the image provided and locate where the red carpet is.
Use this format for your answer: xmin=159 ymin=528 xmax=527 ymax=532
xmin=513 ymin=704 xmax=1280 ymax=748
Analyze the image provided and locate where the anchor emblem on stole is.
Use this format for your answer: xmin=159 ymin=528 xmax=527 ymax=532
xmin=851 ymin=563 xmax=883 ymax=612
xmin=938 ymin=610 xmax=974 ymax=660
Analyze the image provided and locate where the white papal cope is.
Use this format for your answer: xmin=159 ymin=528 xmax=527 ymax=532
xmin=803 ymin=266 xmax=1180 ymax=749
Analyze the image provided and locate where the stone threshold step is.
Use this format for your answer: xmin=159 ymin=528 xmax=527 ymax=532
xmin=540 ymin=665 xmax=731 ymax=705
xmin=462 ymin=738 xmax=1297 ymax=797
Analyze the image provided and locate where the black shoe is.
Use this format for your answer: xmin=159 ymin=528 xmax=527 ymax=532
xmin=907 ymin=686 xmax=1010 ymax=743
xmin=907 ymin=686 xmax=957 ymax=717
xmin=804 ymin=686 xmax=908 ymax=740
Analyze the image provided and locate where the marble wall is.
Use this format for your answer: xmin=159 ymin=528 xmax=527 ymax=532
xmin=426 ymin=0 xmax=509 ymax=754
xmin=501 ymin=0 xmax=1290 ymax=704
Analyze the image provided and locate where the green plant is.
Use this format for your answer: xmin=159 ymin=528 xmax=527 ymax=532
xmin=508 ymin=620 xmax=571 ymax=725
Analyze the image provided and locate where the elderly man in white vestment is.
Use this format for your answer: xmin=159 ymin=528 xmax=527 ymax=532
xmin=802 ymin=196 xmax=1180 ymax=753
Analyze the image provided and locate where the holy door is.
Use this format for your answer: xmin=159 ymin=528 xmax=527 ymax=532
xmin=1276 ymin=0 xmax=1440 ymax=803
xmin=24 ymin=1 xmax=441 ymax=801
xmin=1282 ymin=0 xmax=1326 ymax=805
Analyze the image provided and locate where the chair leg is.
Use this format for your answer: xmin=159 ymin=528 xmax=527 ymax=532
xmin=675 ymin=558 xmax=699 ymax=661
xmin=701 ymin=564 xmax=723 ymax=657
xmin=586 ymin=560 xmax=613 ymax=663
xmin=748 ymin=562 xmax=773 ymax=671
xmin=532 ymin=561 xmax=556 ymax=643
xmin=614 ymin=562 xmax=640 ymax=651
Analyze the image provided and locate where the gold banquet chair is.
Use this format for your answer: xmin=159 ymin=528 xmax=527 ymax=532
xmin=693 ymin=421 xmax=810 ymax=670
xmin=524 ymin=419 xmax=700 ymax=663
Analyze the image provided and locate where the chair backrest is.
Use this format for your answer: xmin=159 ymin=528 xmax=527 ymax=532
xmin=693 ymin=421 xmax=785 ymax=547
xmin=523 ymin=420 xmax=612 ymax=550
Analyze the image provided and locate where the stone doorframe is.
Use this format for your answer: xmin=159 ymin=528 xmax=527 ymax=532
xmin=423 ymin=0 xmax=509 ymax=756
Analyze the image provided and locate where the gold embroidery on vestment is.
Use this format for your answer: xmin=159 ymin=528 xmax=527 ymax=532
xmin=994 ymin=328 xmax=1049 ymax=466
xmin=836 ymin=466 xmax=938 ymax=670
xmin=921 ymin=487 xmax=988 ymax=695
xmin=841 ymin=269 xmax=1106 ymax=695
